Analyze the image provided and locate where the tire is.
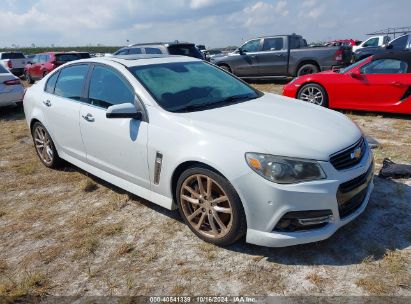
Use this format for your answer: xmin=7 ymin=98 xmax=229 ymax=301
xmin=297 ymin=83 xmax=328 ymax=107
xmin=176 ymin=165 xmax=246 ymax=246
xmin=297 ymin=63 xmax=319 ymax=76
xmin=219 ymin=65 xmax=232 ymax=73
xmin=31 ymin=122 xmax=62 ymax=168
xmin=25 ymin=71 xmax=34 ymax=84
xmin=42 ymin=71 xmax=48 ymax=78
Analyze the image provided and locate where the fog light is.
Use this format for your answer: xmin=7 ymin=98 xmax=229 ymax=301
xmin=274 ymin=210 xmax=333 ymax=232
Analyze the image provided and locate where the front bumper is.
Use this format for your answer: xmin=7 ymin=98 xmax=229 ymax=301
xmin=234 ymin=147 xmax=374 ymax=247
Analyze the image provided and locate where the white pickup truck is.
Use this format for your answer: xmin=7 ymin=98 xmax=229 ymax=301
xmin=352 ymin=35 xmax=390 ymax=52
xmin=0 ymin=52 xmax=27 ymax=76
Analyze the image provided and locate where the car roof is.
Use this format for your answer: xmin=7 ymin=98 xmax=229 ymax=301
xmin=128 ymin=42 xmax=195 ymax=47
xmin=373 ymin=51 xmax=411 ymax=72
xmin=75 ymin=54 xmax=201 ymax=67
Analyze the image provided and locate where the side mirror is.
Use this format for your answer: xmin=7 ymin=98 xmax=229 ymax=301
xmin=238 ymin=48 xmax=245 ymax=55
xmin=385 ymin=44 xmax=393 ymax=49
xmin=349 ymin=70 xmax=362 ymax=79
xmin=106 ymin=103 xmax=143 ymax=119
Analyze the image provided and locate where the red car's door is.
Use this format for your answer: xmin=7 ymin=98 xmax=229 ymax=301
xmin=333 ymin=58 xmax=410 ymax=113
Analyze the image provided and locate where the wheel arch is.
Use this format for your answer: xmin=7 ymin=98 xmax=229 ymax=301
xmin=295 ymin=60 xmax=321 ymax=76
xmin=170 ymin=159 xmax=250 ymax=226
xmin=216 ymin=63 xmax=232 ymax=72
xmin=296 ymin=81 xmax=329 ymax=105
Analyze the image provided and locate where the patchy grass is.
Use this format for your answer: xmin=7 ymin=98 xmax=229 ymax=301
xmin=0 ymin=85 xmax=411 ymax=297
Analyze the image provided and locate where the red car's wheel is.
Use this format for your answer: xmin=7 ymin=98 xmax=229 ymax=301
xmin=297 ymin=83 xmax=328 ymax=107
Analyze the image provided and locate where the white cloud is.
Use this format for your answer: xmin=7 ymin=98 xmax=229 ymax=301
xmin=301 ymin=0 xmax=317 ymax=8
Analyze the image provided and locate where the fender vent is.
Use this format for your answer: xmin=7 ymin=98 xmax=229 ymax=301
xmin=153 ymin=152 xmax=163 ymax=185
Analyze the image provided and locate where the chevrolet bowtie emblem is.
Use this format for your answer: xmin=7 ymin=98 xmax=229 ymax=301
xmin=351 ymin=146 xmax=362 ymax=160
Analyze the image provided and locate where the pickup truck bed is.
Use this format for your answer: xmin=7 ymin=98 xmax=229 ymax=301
xmin=211 ymin=34 xmax=351 ymax=78
xmin=0 ymin=52 xmax=27 ymax=76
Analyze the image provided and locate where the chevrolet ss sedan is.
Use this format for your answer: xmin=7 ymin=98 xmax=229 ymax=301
xmin=23 ymin=55 xmax=374 ymax=247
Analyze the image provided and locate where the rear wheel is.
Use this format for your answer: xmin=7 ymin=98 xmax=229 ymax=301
xmin=25 ymin=71 xmax=34 ymax=84
xmin=297 ymin=83 xmax=328 ymax=107
xmin=176 ymin=166 xmax=246 ymax=246
xmin=31 ymin=122 xmax=62 ymax=168
xmin=297 ymin=63 xmax=319 ymax=76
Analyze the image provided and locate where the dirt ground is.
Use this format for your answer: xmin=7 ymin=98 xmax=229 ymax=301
xmin=0 ymin=82 xmax=410 ymax=298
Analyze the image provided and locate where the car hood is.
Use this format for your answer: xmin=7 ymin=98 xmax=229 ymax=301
xmin=178 ymin=93 xmax=362 ymax=161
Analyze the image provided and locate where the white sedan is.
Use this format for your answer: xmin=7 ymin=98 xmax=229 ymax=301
xmin=23 ymin=55 xmax=374 ymax=247
xmin=0 ymin=64 xmax=24 ymax=107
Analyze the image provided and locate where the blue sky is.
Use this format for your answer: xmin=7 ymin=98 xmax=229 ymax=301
xmin=1 ymin=0 xmax=409 ymax=48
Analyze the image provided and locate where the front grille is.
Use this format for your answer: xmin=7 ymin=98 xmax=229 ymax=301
xmin=330 ymin=137 xmax=366 ymax=170
xmin=337 ymin=162 xmax=373 ymax=218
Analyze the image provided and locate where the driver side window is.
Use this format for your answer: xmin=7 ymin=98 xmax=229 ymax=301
xmin=361 ymin=59 xmax=408 ymax=74
xmin=88 ymin=65 xmax=135 ymax=109
xmin=363 ymin=38 xmax=378 ymax=47
xmin=241 ymin=39 xmax=261 ymax=53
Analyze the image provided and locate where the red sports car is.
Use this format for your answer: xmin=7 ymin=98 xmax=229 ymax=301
xmin=282 ymin=52 xmax=411 ymax=114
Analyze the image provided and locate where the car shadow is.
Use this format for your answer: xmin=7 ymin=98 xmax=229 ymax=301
xmin=73 ymin=167 xmax=411 ymax=267
xmin=225 ymin=175 xmax=411 ymax=266
xmin=247 ymin=79 xmax=291 ymax=85
xmin=340 ymin=110 xmax=411 ymax=121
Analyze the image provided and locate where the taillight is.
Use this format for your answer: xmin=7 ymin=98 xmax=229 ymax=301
xmin=3 ymin=79 xmax=21 ymax=85
xmin=334 ymin=49 xmax=343 ymax=61
xmin=7 ymin=60 xmax=13 ymax=69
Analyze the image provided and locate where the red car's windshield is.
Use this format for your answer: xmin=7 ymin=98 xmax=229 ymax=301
xmin=339 ymin=57 xmax=370 ymax=74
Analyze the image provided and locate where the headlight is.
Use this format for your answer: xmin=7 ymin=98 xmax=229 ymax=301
xmin=245 ymin=153 xmax=326 ymax=184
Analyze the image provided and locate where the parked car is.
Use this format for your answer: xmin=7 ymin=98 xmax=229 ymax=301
xmin=211 ymin=34 xmax=351 ymax=78
xmin=353 ymin=34 xmax=410 ymax=62
xmin=0 ymin=64 xmax=24 ymax=107
xmin=113 ymin=42 xmax=204 ymax=59
xmin=0 ymin=51 xmax=27 ymax=76
xmin=326 ymin=39 xmax=361 ymax=47
xmin=282 ymin=51 xmax=411 ymax=114
xmin=24 ymin=52 xmax=81 ymax=84
xmin=352 ymin=35 xmax=390 ymax=52
xmin=24 ymin=55 xmax=374 ymax=247
xmin=203 ymin=49 xmax=224 ymax=61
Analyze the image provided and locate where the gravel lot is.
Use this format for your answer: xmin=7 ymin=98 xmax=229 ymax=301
xmin=0 ymin=82 xmax=410 ymax=297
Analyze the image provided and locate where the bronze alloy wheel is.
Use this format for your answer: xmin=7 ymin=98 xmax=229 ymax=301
xmin=31 ymin=122 xmax=62 ymax=168
xmin=180 ymin=174 xmax=233 ymax=239
xmin=33 ymin=124 xmax=54 ymax=165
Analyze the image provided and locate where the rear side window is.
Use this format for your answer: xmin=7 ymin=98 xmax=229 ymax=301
xmin=54 ymin=65 xmax=88 ymax=100
xmin=363 ymin=38 xmax=379 ymax=47
xmin=45 ymin=72 xmax=59 ymax=93
xmin=167 ymin=45 xmax=204 ymax=59
xmin=145 ymin=48 xmax=162 ymax=55
xmin=88 ymin=65 xmax=134 ymax=108
xmin=129 ymin=48 xmax=142 ymax=55
xmin=1 ymin=52 xmax=25 ymax=59
xmin=361 ymin=59 xmax=408 ymax=74
xmin=262 ymin=38 xmax=284 ymax=51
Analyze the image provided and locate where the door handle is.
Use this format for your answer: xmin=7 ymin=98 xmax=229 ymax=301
xmin=43 ymin=100 xmax=51 ymax=107
xmin=275 ymin=53 xmax=285 ymax=56
xmin=82 ymin=113 xmax=95 ymax=122
xmin=249 ymin=55 xmax=257 ymax=59
xmin=392 ymin=81 xmax=405 ymax=87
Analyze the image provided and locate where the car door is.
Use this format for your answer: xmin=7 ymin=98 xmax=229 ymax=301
xmin=256 ymin=37 xmax=288 ymax=76
xmin=231 ymin=39 xmax=262 ymax=77
xmin=335 ymin=58 xmax=410 ymax=111
xmin=79 ymin=64 xmax=150 ymax=189
xmin=43 ymin=64 xmax=89 ymax=162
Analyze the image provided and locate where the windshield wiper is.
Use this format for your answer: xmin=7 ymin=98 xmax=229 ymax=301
xmin=173 ymin=93 xmax=257 ymax=113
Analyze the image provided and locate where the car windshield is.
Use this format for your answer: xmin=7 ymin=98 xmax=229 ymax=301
xmin=130 ymin=61 xmax=261 ymax=112
xmin=167 ymin=45 xmax=204 ymax=59
xmin=339 ymin=57 xmax=369 ymax=74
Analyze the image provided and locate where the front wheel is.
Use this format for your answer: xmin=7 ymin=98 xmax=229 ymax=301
xmin=176 ymin=166 xmax=246 ymax=246
xmin=297 ymin=83 xmax=328 ymax=107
